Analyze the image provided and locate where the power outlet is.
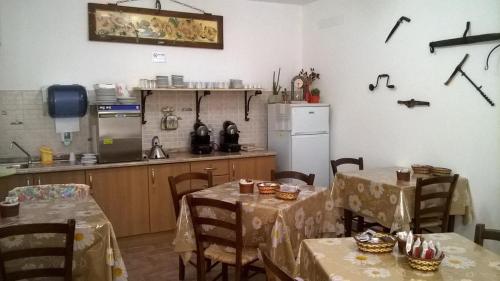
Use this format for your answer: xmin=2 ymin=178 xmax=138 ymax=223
xmin=152 ymin=51 xmax=166 ymax=63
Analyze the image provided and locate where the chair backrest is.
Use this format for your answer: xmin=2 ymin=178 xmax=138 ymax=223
xmin=474 ymin=223 xmax=500 ymax=246
xmin=168 ymin=171 xmax=213 ymax=218
xmin=9 ymin=184 xmax=90 ymax=202
xmin=0 ymin=219 xmax=75 ymax=281
xmin=413 ymin=174 xmax=459 ymax=234
xmin=270 ymin=170 xmax=315 ymax=185
xmin=259 ymin=244 xmax=295 ymax=281
xmin=186 ymin=195 xmax=243 ymax=271
xmin=330 ymin=157 xmax=363 ymax=176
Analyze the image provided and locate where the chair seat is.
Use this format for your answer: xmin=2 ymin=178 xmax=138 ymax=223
xmin=204 ymin=244 xmax=258 ymax=265
xmin=419 ymin=219 xmax=442 ymax=228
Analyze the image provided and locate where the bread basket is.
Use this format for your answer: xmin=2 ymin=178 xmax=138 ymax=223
xmin=407 ymin=253 xmax=445 ymax=271
xmin=353 ymin=233 xmax=396 ymax=254
xmin=257 ymin=182 xmax=280 ymax=194
xmin=411 ymin=165 xmax=432 ymax=174
xmin=275 ymin=189 xmax=300 ymax=200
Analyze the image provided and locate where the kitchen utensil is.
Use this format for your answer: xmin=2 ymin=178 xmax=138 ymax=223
xmin=39 ymin=146 xmax=53 ymax=165
xmin=148 ymin=136 xmax=168 ymax=159
xmin=161 ymin=107 xmax=181 ymax=130
xmin=229 ymin=79 xmax=243 ymax=89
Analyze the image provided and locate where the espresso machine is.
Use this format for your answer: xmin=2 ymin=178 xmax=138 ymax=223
xmin=219 ymin=121 xmax=241 ymax=152
xmin=191 ymin=121 xmax=213 ymax=154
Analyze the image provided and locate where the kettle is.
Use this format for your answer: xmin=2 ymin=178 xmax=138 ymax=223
xmin=148 ymin=136 xmax=168 ymax=159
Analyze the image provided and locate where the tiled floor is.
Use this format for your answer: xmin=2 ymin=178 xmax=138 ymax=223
xmin=118 ymin=231 xmax=267 ymax=281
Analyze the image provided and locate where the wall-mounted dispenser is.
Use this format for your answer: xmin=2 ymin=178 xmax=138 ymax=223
xmin=47 ymin=85 xmax=88 ymax=146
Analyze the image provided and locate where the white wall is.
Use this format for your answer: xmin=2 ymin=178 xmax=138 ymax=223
xmin=0 ymin=0 xmax=303 ymax=90
xmin=303 ymin=0 xmax=500 ymax=252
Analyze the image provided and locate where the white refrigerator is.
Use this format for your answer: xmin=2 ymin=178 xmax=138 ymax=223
xmin=268 ymin=103 xmax=330 ymax=187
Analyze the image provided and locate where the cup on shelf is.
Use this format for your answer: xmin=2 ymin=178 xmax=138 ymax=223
xmin=140 ymin=79 xmax=148 ymax=88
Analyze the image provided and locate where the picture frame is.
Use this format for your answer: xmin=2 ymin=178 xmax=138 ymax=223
xmin=88 ymin=3 xmax=223 ymax=49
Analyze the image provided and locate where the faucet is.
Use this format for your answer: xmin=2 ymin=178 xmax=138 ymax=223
xmin=10 ymin=141 xmax=32 ymax=165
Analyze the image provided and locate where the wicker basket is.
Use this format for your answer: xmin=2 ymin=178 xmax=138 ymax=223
xmin=431 ymin=167 xmax=452 ymax=176
xmin=275 ymin=189 xmax=300 ymax=200
xmin=353 ymin=234 xmax=396 ymax=254
xmin=407 ymin=253 xmax=444 ymax=271
xmin=412 ymin=165 xmax=432 ymax=174
xmin=257 ymin=182 xmax=280 ymax=194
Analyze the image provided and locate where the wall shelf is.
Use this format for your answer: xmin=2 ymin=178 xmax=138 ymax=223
xmin=136 ymin=88 xmax=264 ymax=124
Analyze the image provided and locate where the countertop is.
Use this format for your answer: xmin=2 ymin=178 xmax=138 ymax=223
xmin=9 ymin=150 xmax=277 ymax=175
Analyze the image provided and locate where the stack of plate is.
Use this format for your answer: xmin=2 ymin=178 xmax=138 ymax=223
xmin=81 ymin=153 xmax=97 ymax=165
xmin=118 ymin=96 xmax=137 ymax=104
xmin=95 ymin=84 xmax=117 ymax=104
xmin=156 ymin=76 xmax=170 ymax=88
xmin=171 ymin=75 xmax=185 ymax=88
xmin=431 ymin=167 xmax=452 ymax=176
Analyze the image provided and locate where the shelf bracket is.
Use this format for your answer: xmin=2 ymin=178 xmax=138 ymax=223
xmin=140 ymin=89 xmax=153 ymax=124
xmin=244 ymin=90 xmax=262 ymax=121
xmin=195 ymin=90 xmax=211 ymax=122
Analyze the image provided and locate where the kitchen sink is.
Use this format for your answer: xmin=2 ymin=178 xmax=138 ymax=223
xmin=0 ymin=160 xmax=73 ymax=169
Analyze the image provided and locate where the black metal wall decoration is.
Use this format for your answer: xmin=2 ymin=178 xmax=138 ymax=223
xmin=385 ymin=16 xmax=411 ymax=43
xmin=244 ymin=91 xmax=262 ymax=121
xmin=485 ymin=43 xmax=500 ymax=70
xmin=397 ymin=99 xmax=430 ymax=108
xmin=369 ymin=74 xmax=395 ymax=91
xmin=445 ymin=54 xmax=495 ymax=106
xmin=429 ymin=22 xmax=500 ymax=53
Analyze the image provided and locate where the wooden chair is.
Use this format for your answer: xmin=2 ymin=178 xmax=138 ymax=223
xmin=474 ymin=224 xmax=500 ymax=246
xmin=258 ymin=244 xmax=295 ymax=281
xmin=330 ymin=157 xmax=372 ymax=233
xmin=0 ymin=219 xmax=75 ymax=281
xmin=413 ymin=174 xmax=459 ymax=234
xmin=187 ymin=195 xmax=260 ymax=281
xmin=168 ymin=171 xmax=213 ymax=280
xmin=270 ymin=170 xmax=315 ymax=186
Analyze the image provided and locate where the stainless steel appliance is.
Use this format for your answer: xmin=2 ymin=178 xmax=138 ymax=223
xmin=148 ymin=136 xmax=168 ymax=159
xmin=89 ymin=104 xmax=142 ymax=163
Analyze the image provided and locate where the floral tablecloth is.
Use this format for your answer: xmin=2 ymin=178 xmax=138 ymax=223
xmin=297 ymin=233 xmax=500 ymax=281
xmin=173 ymin=181 xmax=339 ymax=273
xmin=0 ymin=197 xmax=127 ymax=281
xmin=332 ymin=167 xmax=473 ymax=232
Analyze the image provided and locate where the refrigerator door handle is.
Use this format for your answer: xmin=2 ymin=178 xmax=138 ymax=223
xmin=293 ymin=131 xmax=328 ymax=136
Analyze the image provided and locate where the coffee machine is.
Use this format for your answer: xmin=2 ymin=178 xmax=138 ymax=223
xmin=191 ymin=121 xmax=213 ymax=154
xmin=220 ymin=121 xmax=241 ymax=152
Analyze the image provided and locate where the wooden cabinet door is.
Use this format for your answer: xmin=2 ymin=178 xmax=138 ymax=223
xmin=148 ymin=163 xmax=190 ymax=233
xmin=34 ymin=171 xmax=85 ymax=185
xmin=86 ymin=166 xmax=150 ymax=237
xmin=254 ymin=156 xmax=276 ymax=181
xmin=191 ymin=160 xmax=230 ymax=187
xmin=0 ymin=174 xmax=33 ymax=199
xmin=229 ymin=158 xmax=257 ymax=181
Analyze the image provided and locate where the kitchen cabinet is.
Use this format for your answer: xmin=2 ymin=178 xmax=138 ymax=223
xmin=86 ymin=166 xmax=150 ymax=238
xmin=0 ymin=174 xmax=33 ymax=199
xmin=148 ymin=163 xmax=190 ymax=232
xmin=190 ymin=159 xmax=230 ymax=188
xmin=33 ymin=171 xmax=85 ymax=185
xmin=229 ymin=156 xmax=276 ymax=181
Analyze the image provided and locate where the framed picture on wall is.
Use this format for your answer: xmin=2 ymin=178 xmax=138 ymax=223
xmin=88 ymin=3 xmax=223 ymax=49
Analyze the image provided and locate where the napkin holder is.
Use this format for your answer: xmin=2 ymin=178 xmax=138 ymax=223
xmin=239 ymin=180 xmax=254 ymax=194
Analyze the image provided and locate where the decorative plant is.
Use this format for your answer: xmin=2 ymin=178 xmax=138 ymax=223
xmin=299 ymin=68 xmax=320 ymax=86
xmin=272 ymin=68 xmax=282 ymax=95
xmin=311 ymin=88 xmax=320 ymax=96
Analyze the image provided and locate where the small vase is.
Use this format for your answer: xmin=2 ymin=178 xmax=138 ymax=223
xmin=303 ymin=85 xmax=311 ymax=102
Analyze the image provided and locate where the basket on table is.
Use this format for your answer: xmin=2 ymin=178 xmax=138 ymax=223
xmin=275 ymin=189 xmax=300 ymax=200
xmin=353 ymin=233 xmax=396 ymax=254
xmin=407 ymin=253 xmax=445 ymax=271
xmin=257 ymin=182 xmax=280 ymax=194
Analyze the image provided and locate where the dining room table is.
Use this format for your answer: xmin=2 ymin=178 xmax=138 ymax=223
xmin=296 ymin=232 xmax=500 ymax=281
xmin=332 ymin=167 xmax=473 ymax=236
xmin=0 ymin=187 xmax=128 ymax=281
xmin=173 ymin=180 xmax=340 ymax=273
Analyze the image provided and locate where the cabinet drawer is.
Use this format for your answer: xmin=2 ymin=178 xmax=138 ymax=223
xmin=191 ymin=160 xmax=229 ymax=176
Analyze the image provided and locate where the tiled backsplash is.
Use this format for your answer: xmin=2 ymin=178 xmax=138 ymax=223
xmin=0 ymin=90 xmax=269 ymax=158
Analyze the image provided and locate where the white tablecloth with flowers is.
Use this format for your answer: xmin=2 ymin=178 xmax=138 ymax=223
xmin=173 ymin=181 xmax=339 ymax=273
xmin=0 ymin=196 xmax=127 ymax=281
xmin=333 ymin=167 xmax=473 ymax=233
xmin=297 ymin=233 xmax=500 ymax=281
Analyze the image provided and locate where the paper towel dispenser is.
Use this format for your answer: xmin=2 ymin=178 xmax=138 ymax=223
xmin=48 ymin=85 xmax=88 ymax=118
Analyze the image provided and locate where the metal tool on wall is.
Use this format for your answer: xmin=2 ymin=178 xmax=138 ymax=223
xmin=385 ymin=16 xmax=411 ymax=43
xmin=445 ymin=54 xmax=495 ymax=106
xmin=397 ymin=99 xmax=430 ymax=108
xmin=369 ymin=74 xmax=395 ymax=91
xmin=160 ymin=106 xmax=181 ymax=130
xmin=485 ymin=43 xmax=500 ymax=70
xmin=429 ymin=22 xmax=500 ymax=53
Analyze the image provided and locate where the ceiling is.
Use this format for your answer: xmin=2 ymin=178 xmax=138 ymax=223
xmin=249 ymin=0 xmax=318 ymax=5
